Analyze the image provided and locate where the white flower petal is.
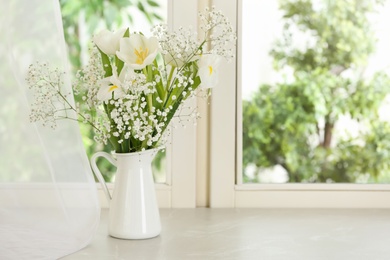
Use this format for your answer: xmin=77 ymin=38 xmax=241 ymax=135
xmin=97 ymin=84 xmax=125 ymax=101
xmin=198 ymin=54 xmax=221 ymax=88
xmin=116 ymin=34 xmax=159 ymax=69
xmin=97 ymin=64 xmax=126 ymax=101
xmin=93 ymin=28 xmax=126 ymax=55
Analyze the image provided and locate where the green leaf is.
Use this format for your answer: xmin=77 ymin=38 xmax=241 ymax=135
xmin=98 ymin=48 xmax=112 ymax=77
xmin=124 ymin=27 xmax=130 ymax=37
xmin=115 ymin=56 xmax=124 ymax=75
xmin=147 ymin=0 xmax=160 ymax=7
xmin=127 ymin=14 xmax=134 ymax=24
xmin=143 ymin=12 xmax=153 ymax=24
xmin=114 ymin=28 xmax=129 ymax=74
xmin=153 ymin=13 xmax=163 ymax=21
xmin=137 ymin=2 xmax=146 ymax=12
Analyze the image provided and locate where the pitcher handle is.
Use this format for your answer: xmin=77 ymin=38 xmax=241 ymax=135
xmin=90 ymin=152 xmax=116 ymax=202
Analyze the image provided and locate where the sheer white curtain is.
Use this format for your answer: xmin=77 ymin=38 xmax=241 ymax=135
xmin=0 ymin=0 xmax=100 ymax=259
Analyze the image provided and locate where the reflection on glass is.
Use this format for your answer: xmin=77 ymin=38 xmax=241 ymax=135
xmin=242 ymin=0 xmax=390 ymax=184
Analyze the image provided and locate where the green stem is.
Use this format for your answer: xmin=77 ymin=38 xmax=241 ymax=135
xmin=103 ymin=103 xmax=121 ymax=152
xmin=140 ymin=94 xmax=154 ymax=149
xmin=155 ymin=75 xmax=201 ymax=145
xmin=140 ymin=65 xmax=155 ymax=149
xmin=167 ymin=65 xmax=176 ymax=91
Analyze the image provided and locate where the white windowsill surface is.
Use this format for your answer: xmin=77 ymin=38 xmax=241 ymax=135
xmin=63 ymin=209 xmax=390 ymax=259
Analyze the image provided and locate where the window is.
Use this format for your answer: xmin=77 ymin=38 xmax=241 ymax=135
xmin=241 ymin=0 xmax=390 ymax=185
xmin=210 ymin=0 xmax=390 ymax=208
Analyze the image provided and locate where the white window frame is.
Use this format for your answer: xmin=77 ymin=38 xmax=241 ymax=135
xmin=209 ymin=0 xmax=390 ymax=208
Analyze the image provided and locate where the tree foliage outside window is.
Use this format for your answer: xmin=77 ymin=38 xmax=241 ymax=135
xmin=60 ymin=0 xmax=165 ymax=182
xmin=243 ymin=0 xmax=390 ymax=183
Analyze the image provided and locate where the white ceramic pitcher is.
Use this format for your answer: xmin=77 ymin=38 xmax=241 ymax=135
xmin=90 ymin=148 xmax=161 ymax=239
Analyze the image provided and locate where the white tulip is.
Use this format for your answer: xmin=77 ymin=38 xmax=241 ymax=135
xmin=116 ymin=34 xmax=159 ymax=70
xmin=93 ymin=28 xmax=126 ymax=55
xmin=97 ymin=65 xmax=126 ymax=101
xmin=198 ymin=54 xmax=221 ymax=88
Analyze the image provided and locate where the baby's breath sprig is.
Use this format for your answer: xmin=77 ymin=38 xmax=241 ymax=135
xmin=27 ymin=62 xmax=102 ymax=134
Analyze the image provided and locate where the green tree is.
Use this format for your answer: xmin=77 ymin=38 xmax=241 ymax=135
xmin=60 ymin=0 xmax=164 ymax=181
xmin=243 ymin=0 xmax=390 ymax=183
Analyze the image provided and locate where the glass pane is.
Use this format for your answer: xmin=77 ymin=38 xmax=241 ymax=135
xmin=61 ymin=0 xmax=168 ymax=183
xmin=241 ymin=0 xmax=390 ymax=184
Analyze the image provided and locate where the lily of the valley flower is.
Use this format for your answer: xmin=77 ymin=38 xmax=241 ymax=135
xmin=116 ymin=34 xmax=159 ymax=70
xmin=97 ymin=65 xmax=126 ymax=101
xmin=198 ymin=54 xmax=221 ymax=88
xmin=93 ymin=28 xmax=126 ymax=55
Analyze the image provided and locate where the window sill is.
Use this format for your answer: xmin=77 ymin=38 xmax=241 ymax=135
xmin=63 ymin=208 xmax=390 ymax=259
xmin=234 ymin=184 xmax=390 ymax=208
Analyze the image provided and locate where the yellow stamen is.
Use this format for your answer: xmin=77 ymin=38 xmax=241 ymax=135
xmin=208 ymin=66 xmax=213 ymax=75
xmin=108 ymin=85 xmax=118 ymax=92
xmin=134 ymin=47 xmax=149 ymax=65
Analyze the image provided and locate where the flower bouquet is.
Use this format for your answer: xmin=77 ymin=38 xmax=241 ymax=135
xmin=27 ymin=7 xmax=236 ymax=154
